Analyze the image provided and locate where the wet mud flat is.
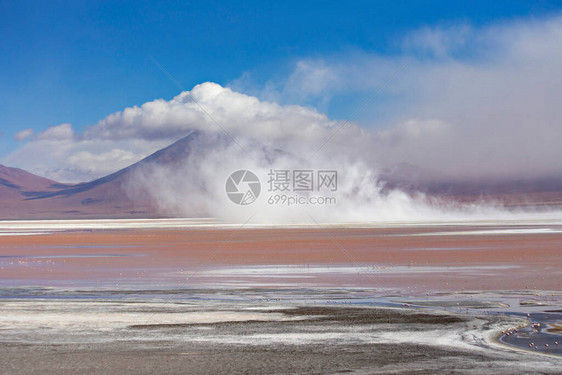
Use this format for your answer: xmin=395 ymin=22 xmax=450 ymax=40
xmin=1 ymin=219 xmax=562 ymax=373
xmin=1 ymin=300 xmax=561 ymax=375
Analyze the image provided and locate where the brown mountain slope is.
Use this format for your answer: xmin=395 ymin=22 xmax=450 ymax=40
xmin=0 ymin=130 xmax=292 ymax=220
xmin=2 ymin=132 xmax=562 ymax=220
xmin=0 ymin=130 xmax=208 ymax=219
xmin=0 ymin=164 xmax=74 ymax=218
xmin=380 ymin=163 xmax=562 ymax=208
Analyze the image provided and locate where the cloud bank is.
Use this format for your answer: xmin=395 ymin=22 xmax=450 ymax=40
xmin=2 ymin=15 xmax=562 ymax=222
xmin=4 ymin=82 xmax=370 ymax=182
xmin=233 ymin=15 xmax=562 ymax=181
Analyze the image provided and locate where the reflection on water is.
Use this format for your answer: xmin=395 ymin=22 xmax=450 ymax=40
xmin=500 ymin=313 xmax=562 ymax=355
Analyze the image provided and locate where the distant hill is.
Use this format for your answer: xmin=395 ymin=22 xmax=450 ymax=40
xmin=0 ymin=131 xmax=214 ymax=219
xmin=1 ymin=131 xmax=562 ymax=220
xmin=380 ymin=163 xmax=562 ymax=208
xmin=0 ymin=164 xmax=72 ymax=218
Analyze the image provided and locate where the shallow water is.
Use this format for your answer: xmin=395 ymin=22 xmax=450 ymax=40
xmin=1 ymin=285 xmax=561 ymax=356
xmin=1 ymin=218 xmax=562 ymax=361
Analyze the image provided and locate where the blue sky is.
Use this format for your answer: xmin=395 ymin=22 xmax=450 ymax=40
xmin=2 ymin=0 xmax=562 ymax=181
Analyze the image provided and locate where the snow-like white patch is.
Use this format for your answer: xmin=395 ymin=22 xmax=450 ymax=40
xmin=200 ymin=264 xmax=520 ymax=277
xmin=0 ymin=217 xmax=562 ymax=232
xmin=414 ymin=228 xmax=562 ymax=236
xmin=0 ymin=301 xmax=297 ymax=334
xmin=0 ymin=232 xmax=53 ymax=236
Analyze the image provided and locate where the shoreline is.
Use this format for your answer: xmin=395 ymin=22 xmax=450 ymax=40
xmin=1 ymin=219 xmax=561 ymax=373
xmin=1 ymin=216 xmax=562 ymax=230
xmin=0 ymin=296 xmax=560 ymax=374
xmin=1 ymin=285 xmax=561 ymax=358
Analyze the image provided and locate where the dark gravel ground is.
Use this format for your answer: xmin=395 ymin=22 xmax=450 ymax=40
xmin=1 ymin=304 xmax=561 ymax=374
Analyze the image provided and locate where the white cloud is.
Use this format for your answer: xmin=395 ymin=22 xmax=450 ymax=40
xmin=35 ymin=123 xmax=75 ymax=141
xmin=66 ymin=149 xmax=138 ymax=176
xmin=232 ymin=14 xmax=562 ymax=180
xmin=3 ymin=83 xmax=366 ymax=182
xmin=401 ymin=24 xmax=472 ymax=58
xmin=14 ymin=128 xmax=34 ymax=141
xmin=3 ymin=137 xmax=170 ymax=183
xmin=3 ymin=14 xmax=562 ymax=187
xmin=85 ymin=82 xmax=338 ymax=143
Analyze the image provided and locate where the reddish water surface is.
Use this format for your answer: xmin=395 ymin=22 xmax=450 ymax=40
xmin=0 ymin=225 xmax=561 ymax=293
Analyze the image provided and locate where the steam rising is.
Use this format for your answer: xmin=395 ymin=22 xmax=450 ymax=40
xmin=121 ymin=130 xmax=532 ymax=224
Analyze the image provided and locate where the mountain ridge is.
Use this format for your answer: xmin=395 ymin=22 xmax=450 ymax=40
xmin=1 ymin=131 xmax=562 ymax=219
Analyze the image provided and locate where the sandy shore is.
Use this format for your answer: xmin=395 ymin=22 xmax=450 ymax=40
xmin=1 ymin=299 xmax=561 ymax=375
xmin=1 ymin=220 xmax=561 ymax=373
